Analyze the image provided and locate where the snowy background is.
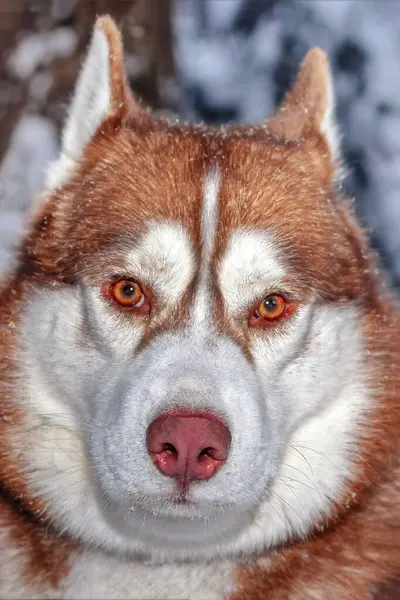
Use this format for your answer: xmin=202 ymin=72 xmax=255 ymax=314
xmin=1 ymin=0 xmax=399 ymax=286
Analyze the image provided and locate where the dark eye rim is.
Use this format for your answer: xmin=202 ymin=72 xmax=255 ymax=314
xmin=102 ymin=277 xmax=152 ymax=315
xmin=248 ymin=293 xmax=297 ymax=327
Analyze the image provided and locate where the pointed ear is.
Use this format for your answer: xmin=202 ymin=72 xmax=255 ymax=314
xmin=268 ymin=48 xmax=339 ymax=162
xmin=61 ymin=15 xmax=134 ymax=160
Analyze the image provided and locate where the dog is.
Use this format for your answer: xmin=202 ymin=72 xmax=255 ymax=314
xmin=0 ymin=15 xmax=399 ymax=600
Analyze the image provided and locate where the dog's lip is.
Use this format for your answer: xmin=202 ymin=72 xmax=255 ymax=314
xmin=130 ymin=491 xmax=196 ymax=508
xmin=153 ymin=494 xmax=235 ymax=510
xmin=171 ymin=496 xmax=191 ymax=505
xmin=168 ymin=488 xmax=193 ymax=505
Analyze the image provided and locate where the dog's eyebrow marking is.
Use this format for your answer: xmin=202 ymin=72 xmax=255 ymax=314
xmin=191 ymin=168 xmax=220 ymax=324
xmin=219 ymin=230 xmax=286 ymax=314
xmin=125 ymin=222 xmax=195 ymax=304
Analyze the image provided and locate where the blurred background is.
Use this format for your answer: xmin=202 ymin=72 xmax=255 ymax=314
xmin=0 ymin=0 xmax=399 ymax=287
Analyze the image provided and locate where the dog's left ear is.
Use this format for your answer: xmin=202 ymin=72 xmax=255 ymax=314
xmin=45 ymin=15 xmax=144 ymax=191
xmin=62 ymin=15 xmax=136 ymax=161
xmin=268 ymin=48 xmax=339 ymax=162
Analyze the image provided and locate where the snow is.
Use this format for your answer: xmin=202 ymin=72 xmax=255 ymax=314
xmin=0 ymin=1 xmax=399 ymax=284
xmin=174 ymin=0 xmax=400 ymax=284
xmin=7 ymin=28 xmax=78 ymax=81
xmin=0 ymin=115 xmax=59 ymax=274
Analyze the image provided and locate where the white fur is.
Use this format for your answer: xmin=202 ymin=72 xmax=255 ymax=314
xmin=319 ymin=66 xmax=341 ymax=164
xmin=125 ymin=222 xmax=196 ymax=307
xmin=63 ymin=27 xmax=111 ymax=160
xmin=43 ymin=24 xmax=113 ymax=192
xmin=14 ymin=224 xmax=370 ymax=575
xmin=192 ymin=168 xmax=220 ymax=323
xmin=1 ymin=23 xmax=374 ymax=597
xmin=44 ymin=153 xmax=78 ymax=194
xmin=61 ymin=552 xmax=235 ymax=599
xmin=19 ymin=284 xmax=267 ymax=560
xmin=218 ymin=229 xmax=286 ymax=314
xmin=201 ymin=170 xmax=220 ymax=261
xmin=241 ymin=304 xmax=370 ymax=549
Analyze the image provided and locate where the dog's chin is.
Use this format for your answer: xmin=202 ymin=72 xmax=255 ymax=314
xmin=95 ymin=488 xmax=255 ymax=550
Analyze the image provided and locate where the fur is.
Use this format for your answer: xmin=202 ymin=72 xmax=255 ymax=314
xmin=0 ymin=15 xmax=399 ymax=600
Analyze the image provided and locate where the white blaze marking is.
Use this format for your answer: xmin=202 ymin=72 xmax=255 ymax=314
xmin=219 ymin=230 xmax=286 ymax=314
xmin=192 ymin=169 xmax=220 ymax=324
xmin=201 ymin=169 xmax=220 ymax=262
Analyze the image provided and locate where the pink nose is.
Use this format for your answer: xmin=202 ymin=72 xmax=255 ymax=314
xmin=146 ymin=411 xmax=231 ymax=488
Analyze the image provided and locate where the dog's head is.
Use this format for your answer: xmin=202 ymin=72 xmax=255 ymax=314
xmin=7 ymin=17 xmax=377 ymax=561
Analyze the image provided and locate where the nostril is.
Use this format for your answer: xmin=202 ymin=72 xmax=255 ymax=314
xmin=162 ymin=442 xmax=177 ymax=455
xmin=198 ymin=447 xmax=212 ymax=457
xmin=146 ymin=410 xmax=231 ymax=485
xmin=198 ymin=447 xmax=218 ymax=460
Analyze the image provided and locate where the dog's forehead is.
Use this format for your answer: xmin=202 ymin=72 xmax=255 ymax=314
xmin=84 ymin=124 xmax=330 ymax=243
xmin=55 ymin=122 xmax=344 ymax=301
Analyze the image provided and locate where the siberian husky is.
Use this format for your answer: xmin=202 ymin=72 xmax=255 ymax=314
xmin=0 ymin=15 xmax=399 ymax=600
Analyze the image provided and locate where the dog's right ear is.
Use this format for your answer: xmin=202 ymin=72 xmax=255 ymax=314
xmin=63 ymin=15 xmax=135 ymax=160
xmin=46 ymin=16 xmax=138 ymax=190
xmin=268 ymin=48 xmax=340 ymax=164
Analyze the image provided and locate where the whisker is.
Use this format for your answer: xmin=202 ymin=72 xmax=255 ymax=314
xmin=140 ymin=513 xmax=148 ymax=543
xmin=266 ymin=498 xmax=286 ymax=526
xmin=293 ymin=444 xmax=335 ymax=466
xmin=271 ymin=490 xmax=302 ymax=521
xmin=101 ymin=494 xmax=115 ymax=516
xmin=289 ymin=445 xmax=314 ymax=476
xmin=35 ymin=476 xmax=86 ymax=508
xmin=50 ymin=478 xmax=85 ymax=499
xmin=31 ymin=439 xmax=84 ymax=445
xmin=52 ymin=466 xmax=83 ymax=481
xmin=276 ymin=477 xmax=304 ymax=510
xmin=280 ymin=463 xmax=322 ymax=498
xmin=29 ymin=449 xmax=83 ymax=454
xmin=279 ymin=474 xmax=322 ymax=494
xmin=257 ymin=442 xmax=281 ymax=449
xmin=32 ymin=413 xmax=96 ymax=434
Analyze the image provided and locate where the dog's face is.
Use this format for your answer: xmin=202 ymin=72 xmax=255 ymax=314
xmin=15 ymin=18 xmax=371 ymax=560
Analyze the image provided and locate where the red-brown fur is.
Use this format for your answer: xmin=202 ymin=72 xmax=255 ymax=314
xmin=0 ymin=15 xmax=399 ymax=599
xmin=0 ymin=279 xmax=77 ymax=591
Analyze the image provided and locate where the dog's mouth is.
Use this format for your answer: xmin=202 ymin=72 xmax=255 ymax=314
xmin=170 ymin=491 xmax=190 ymax=505
xmin=99 ymin=492 xmax=254 ymax=549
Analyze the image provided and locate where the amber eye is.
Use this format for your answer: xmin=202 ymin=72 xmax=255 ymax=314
xmin=110 ymin=280 xmax=144 ymax=308
xmin=256 ymin=295 xmax=287 ymax=321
